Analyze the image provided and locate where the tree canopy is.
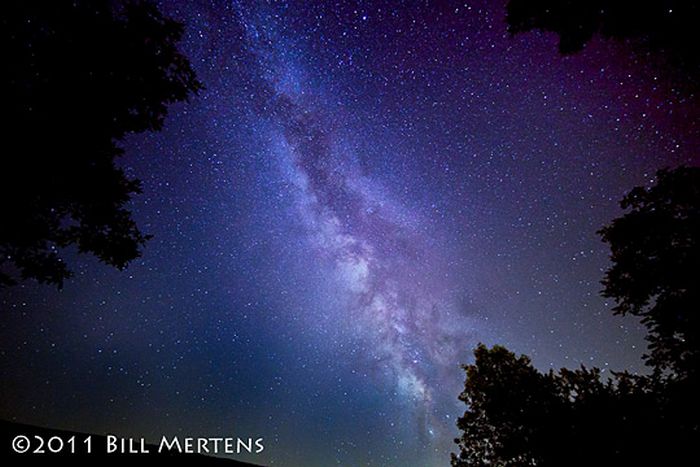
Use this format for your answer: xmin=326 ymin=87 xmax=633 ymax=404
xmin=507 ymin=0 xmax=700 ymax=80
xmin=599 ymin=167 xmax=700 ymax=379
xmin=453 ymin=167 xmax=700 ymax=465
xmin=0 ymin=0 xmax=201 ymax=287
xmin=452 ymin=345 xmax=673 ymax=466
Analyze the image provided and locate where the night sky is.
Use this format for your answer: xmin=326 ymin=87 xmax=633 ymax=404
xmin=1 ymin=1 xmax=698 ymax=466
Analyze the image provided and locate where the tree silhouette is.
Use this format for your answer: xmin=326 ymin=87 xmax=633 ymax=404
xmin=599 ymin=167 xmax=700 ymax=380
xmin=452 ymin=345 xmax=676 ymax=466
xmin=0 ymin=0 xmax=201 ymax=287
xmin=507 ymin=0 xmax=700 ymax=79
xmin=453 ymin=167 xmax=699 ymax=465
xmin=451 ymin=344 xmax=562 ymax=466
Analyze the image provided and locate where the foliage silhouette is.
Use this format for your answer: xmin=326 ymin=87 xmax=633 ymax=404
xmin=451 ymin=345 xmax=675 ymax=466
xmin=0 ymin=0 xmax=201 ymax=287
xmin=507 ymin=0 xmax=700 ymax=79
xmin=453 ymin=167 xmax=700 ymax=466
xmin=599 ymin=167 xmax=700 ymax=380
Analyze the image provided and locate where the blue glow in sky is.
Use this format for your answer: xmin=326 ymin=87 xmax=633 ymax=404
xmin=2 ymin=1 xmax=698 ymax=466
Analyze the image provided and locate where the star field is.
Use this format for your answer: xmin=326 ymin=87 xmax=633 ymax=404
xmin=1 ymin=1 xmax=698 ymax=466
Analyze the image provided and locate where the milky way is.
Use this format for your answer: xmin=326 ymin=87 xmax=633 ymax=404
xmin=237 ymin=3 xmax=477 ymax=428
xmin=1 ymin=1 xmax=698 ymax=466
